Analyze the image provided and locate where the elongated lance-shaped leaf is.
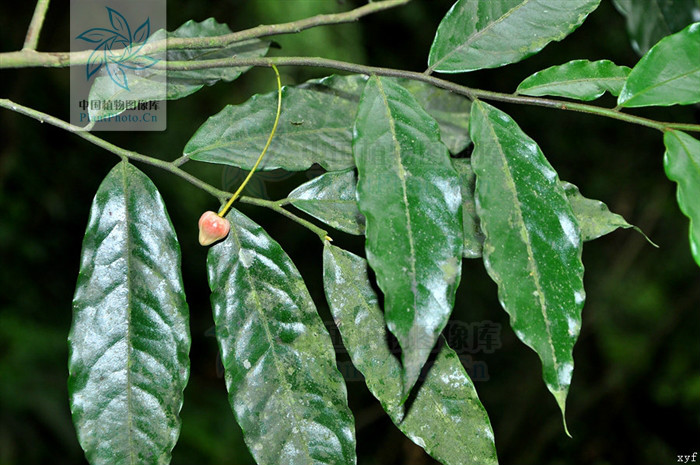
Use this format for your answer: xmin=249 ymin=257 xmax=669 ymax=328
xmin=619 ymin=22 xmax=700 ymax=107
xmin=469 ymin=100 xmax=585 ymax=430
xmin=453 ymin=158 xmax=485 ymax=258
xmin=184 ymin=74 xmax=472 ymax=171
xmin=89 ymin=18 xmax=269 ymax=120
xmin=427 ymin=0 xmax=602 ymax=73
xmin=663 ymin=130 xmax=700 ymax=268
xmin=288 ymin=168 xmax=365 ymax=235
xmin=516 ymin=59 xmax=631 ymax=101
xmin=353 ymin=75 xmax=463 ymax=396
xmin=207 ymin=208 xmax=356 ymax=465
xmin=68 ymin=161 xmax=190 ymax=465
xmin=322 ymin=244 xmax=498 ymax=465
xmin=612 ymin=0 xmax=699 ymax=55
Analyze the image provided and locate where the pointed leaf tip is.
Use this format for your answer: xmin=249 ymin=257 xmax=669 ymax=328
xmin=323 ymin=245 xmax=499 ymax=465
xmin=470 ymin=100 xmax=585 ymax=424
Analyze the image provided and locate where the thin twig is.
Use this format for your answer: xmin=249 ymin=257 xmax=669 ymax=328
xmin=0 ymin=98 xmax=228 ymax=201
xmin=238 ymin=196 xmax=331 ymax=242
xmin=0 ymin=0 xmax=410 ymax=68
xmin=22 ymin=0 xmax=50 ymax=51
xmin=0 ymin=98 xmax=333 ymax=240
xmin=161 ymin=55 xmax=700 ymax=134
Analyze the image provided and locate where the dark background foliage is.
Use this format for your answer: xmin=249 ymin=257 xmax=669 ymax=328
xmin=0 ymin=1 xmax=698 ymax=464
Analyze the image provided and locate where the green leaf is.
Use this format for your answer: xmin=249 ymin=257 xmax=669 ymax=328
xmin=322 ymin=245 xmax=403 ymax=417
xmin=288 ymin=168 xmax=365 ymax=235
xmin=353 ymin=75 xmax=463 ymax=395
xmin=618 ymin=22 xmax=700 ymax=107
xmin=184 ymin=74 xmax=472 ymax=171
xmin=454 ymin=157 xmax=641 ymax=258
xmin=322 ymin=244 xmax=499 ymax=465
xmin=612 ymin=0 xmax=700 ymax=55
xmin=68 ymin=161 xmax=190 ymax=465
xmin=452 ymin=158 xmax=485 ymax=258
xmin=469 ymin=100 xmax=585 ymax=429
xmin=427 ymin=0 xmax=602 ymax=73
xmin=290 ymin=159 xmax=640 ymax=259
xmin=89 ymin=19 xmax=269 ymax=119
xmin=516 ymin=59 xmax=631 ymax=101
xmin=663 ymin=130 xmax=700 ymax=267
xmin=207 ymin=208 xmax=356 ymax=465
xmin=393 ymin=78 xmax=472 ymax=154
xmin=562 ymin=181 xmax=647 ymax=242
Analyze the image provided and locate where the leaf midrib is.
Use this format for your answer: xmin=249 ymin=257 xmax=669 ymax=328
xmin=227 ymin=223 xmax=314 ymax=462
xmin=478 ymin=103 xmax=560 ymax=375
xmin=430 ymin=0 xmax=532 ymax=71
xmin=374 ymin=76 xmax=419 ymax=330
xmin=120 ymin=163 xmax=137 ymax=465
xmin=624 ymin=66 xmax=700 ymax=105
xmin=520 ymin=75 xmax=627 ymax=93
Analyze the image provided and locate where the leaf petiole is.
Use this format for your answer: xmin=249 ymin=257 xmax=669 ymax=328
xmin=218 ymin=64 xmax=282 ymax=218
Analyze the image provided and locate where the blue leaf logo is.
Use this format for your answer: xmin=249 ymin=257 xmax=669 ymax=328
xmin=76 ymin=7 xmax=159 ymax=90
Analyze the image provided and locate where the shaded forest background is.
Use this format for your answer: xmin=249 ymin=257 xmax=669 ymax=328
xmin=0 ymin=1 xmax=698 ymax=464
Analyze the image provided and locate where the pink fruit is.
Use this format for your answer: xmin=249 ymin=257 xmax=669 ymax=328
xmin=198 ymin=211 xmax=231 ymax=246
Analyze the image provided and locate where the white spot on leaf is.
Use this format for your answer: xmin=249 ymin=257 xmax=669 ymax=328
xmin=239 ymin=248 xmax=255 ymax=268
xmin=566 ymin=316 xmax=580 ymax=337
xmin=558 ymin=362 xmax=573 ymax=387
xmin=558 ymin=214 xmax=579 ymax=246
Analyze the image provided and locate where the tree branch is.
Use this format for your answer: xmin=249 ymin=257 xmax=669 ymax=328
xmin=0 ymin=0 xmax=410 ymax=68
xmin=22 ymin=0 xmax=50 ymax=51
xmin=0 ymin=98 xmax=333 ymax=240
xmin=238 ymin=197 xmax=330 ymax=242
xmin=0 ymin=98 xmax=228 ymax=201
xmin=161 ymin=56 xmax=700 ymax=134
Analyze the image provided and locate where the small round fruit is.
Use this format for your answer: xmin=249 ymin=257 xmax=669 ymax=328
xmin=198 ymin=211 xmax=231 ymax=246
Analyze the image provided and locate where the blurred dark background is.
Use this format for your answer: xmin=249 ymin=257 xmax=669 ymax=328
xmin=1 ymin=1 xmax=698 ymax=464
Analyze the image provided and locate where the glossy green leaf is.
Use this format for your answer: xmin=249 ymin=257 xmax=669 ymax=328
xmin=184 ymin=74 xmax=472 ymax=171
xmin=618 ymin=22 xmax=700 ymax=107
xmin=322 ymin=244 xmax=499 ymax=465
xmin=90 ymin=19 xmax=269 ymax=119
xmin=663 ymin=130 xmax=700 ymax=267
xmin=453 ymin=158 xmax=485 ymax=258
xmin=288 ymin=168 xmax=365 ymax=235
xmin=516 ymin=59 xmax=631 ymax=101
xmin=68 ymin=161 xmax=190 ymax=465
xmin=353 ymin=75 xmax=463 ymax=395
xmin=207 ymin=208 xmax=356 ymax=465
xmin=454 ymin=158 xmax=640 ymax=256
xmin=612 ymin=0 xmax=700 ymax=55
xmin=294 ymin=159 xmax=638 ymax=259
xmin=469 ymin=100 xmax=585 ymax=428
xmin=427 ymin=0 xmax=602 ymax=73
